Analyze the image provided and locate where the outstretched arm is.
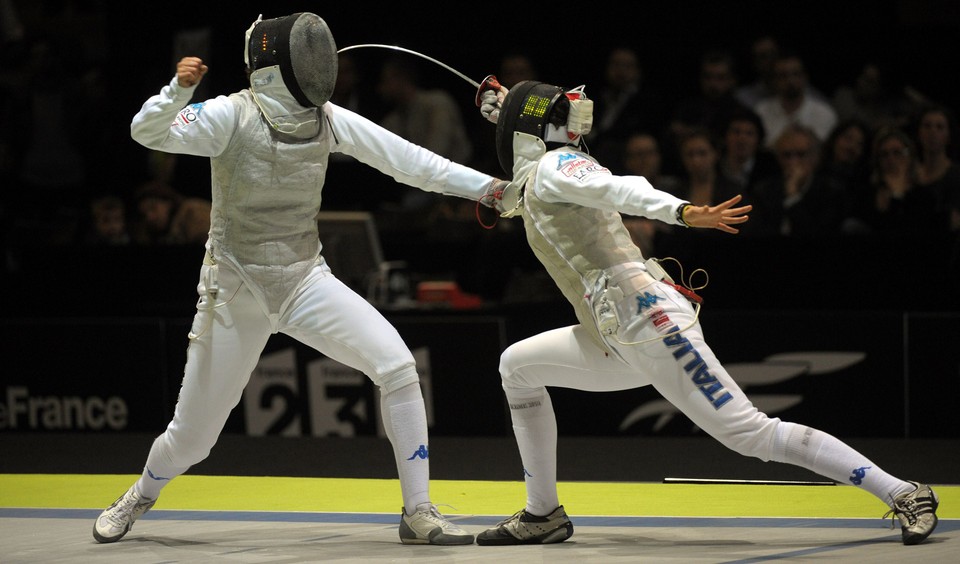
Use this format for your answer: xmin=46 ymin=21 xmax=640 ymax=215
xmin=679 ymin=195 xmax=752 ymax=234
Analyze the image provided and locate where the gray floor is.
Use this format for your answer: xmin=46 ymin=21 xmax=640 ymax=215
xmin=2 ymin=509 xmax=956 ymax=563
xmin=3 ymin=434 xmax=957 ymax=562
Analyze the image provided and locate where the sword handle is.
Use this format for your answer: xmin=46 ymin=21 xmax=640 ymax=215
xmin=475 ymin=74 xmax=503 ymax=106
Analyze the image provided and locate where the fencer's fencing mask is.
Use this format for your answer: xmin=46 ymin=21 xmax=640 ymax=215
xmin=244 ymin=13 xmax=337 ymax=108
xmin=495 ymin=81 xmax=568 ymax=175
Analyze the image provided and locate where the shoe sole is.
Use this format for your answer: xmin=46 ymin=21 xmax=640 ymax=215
xmin=477 ymin=524 xmax=573 ymax=546
xmin=92 ymin=523 xmax=127 ymax=544
xmin=401 ymin=534 xmax=475 ymax=545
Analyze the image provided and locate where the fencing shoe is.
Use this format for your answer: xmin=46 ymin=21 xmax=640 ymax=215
xmin=476 ymin=505 xmax=573 ymax=545
xmin=92 ymin=485 xmax=156 ymax=543
xmin=885 ymin=481 xmax=939 ymax=545
xmin=399 ymin=504 xmax=474 ymax=545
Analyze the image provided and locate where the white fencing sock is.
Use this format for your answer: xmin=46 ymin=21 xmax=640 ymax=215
xmin=136 ymin=435 xmax=188 ymax=500
xmin=774 ymin=423 xmax=913 ymax=505
xmin=380 ymin=382 xmax=430 ymax=515
xmin=505 ymin=386 xmax=560 ymax=516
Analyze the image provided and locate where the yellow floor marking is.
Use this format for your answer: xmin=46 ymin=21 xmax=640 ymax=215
xmin=2 ymin=474 xmax=957 ymax=519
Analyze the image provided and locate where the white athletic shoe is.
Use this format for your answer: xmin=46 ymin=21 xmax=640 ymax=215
xmin=92 ymin=485 xmax=156 ymax=543
xmin=476 ymin=506 xmax=574 ymax=545
xmin=398 ymin=505 xmax=474 ymax=545
xmin=885 ymin=481 xmax=939 ymax=545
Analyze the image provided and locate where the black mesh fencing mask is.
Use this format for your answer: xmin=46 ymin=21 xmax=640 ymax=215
xmin=245 ymin=13 xmax=337 ymax=107
xmin=495 ymin=81 xmax=566 ymax=176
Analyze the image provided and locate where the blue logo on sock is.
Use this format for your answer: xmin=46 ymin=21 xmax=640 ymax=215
xmin=146 ymin=467 xmax=171 ymax=481
xmin=406 ymin=444 xmax=429 ymax=461
xmin=523 ymin=468 xmax=533 ymax=478
xmin=849 ymin=466 xmax=872 ymax=485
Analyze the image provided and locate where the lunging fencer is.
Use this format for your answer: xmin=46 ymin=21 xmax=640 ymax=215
xmin=93 ymin=13 xmax=507 ymax=546
xmin=473 ymin=80 xmax=939 ymax=546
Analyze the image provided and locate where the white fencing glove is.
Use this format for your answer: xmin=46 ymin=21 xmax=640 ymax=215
xmin=480 ymin=86 xmax=507 ymax=124
xmin=481 ymin=178 xmax=511 ymax=213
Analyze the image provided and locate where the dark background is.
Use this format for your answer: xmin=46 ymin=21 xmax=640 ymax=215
xmin=7 ymin=0 xmax=959 ymax=195
xmin=116 ymin=0 xmax=960 ymax=185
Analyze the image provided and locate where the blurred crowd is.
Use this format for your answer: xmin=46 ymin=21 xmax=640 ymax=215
xmin=1 ymin=2 xmax=957 ymax=300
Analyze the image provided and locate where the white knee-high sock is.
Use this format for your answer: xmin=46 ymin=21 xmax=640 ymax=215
xmin=380 ymin=382 xmax=430 ymax=515
xmin=505 ymin=386 xmax=560 ymax=516
xmin=136 ymin=435 xmax=189 ymax=499
xmin=773 ymin=423 xmax=913 ymax=506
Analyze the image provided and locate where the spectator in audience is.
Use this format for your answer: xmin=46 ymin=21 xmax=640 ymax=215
xmin=584 ymin=47 xmax=668 ymax=167
xmin=675 ymin=128 xmax=741 ymax=208
xmin=749 ymin=124 xmax=846 ymax=237
xmin=497 ymin=52 xmax=539 ymax=89
xmin=378 ymin=55 xmax=474 ymax=215
xmin=619 ymin=131 xmax=682 ymax=255
xmin=620 ymin=132 xmax=682 ymax=193
xmin=324 ymin=51 xmax=394 ymax=211
xmin=913 ymin=104 xmax=960 ymax=233
xmin=734 ymin=34 xmax=780 ymax=109
xmin=378 ymin=55 xmax=472 ymax=166
xmin=718 ymin=106 xmax=780 ymax=197
xmin=131 ymin=180 xmax=211 ymax=246
xmin=817 ymin=119 xmax=871 ymax=232
xmin=832 ymin=62 xmax=913 ymax=132
xmin=848 ymin=126 xmax=931 ymax=235
xmin=671 ymin=50 xmax=746 ymax=141
xmin=820 ymin=119 xmax=870 ymax=186
xmin=83 ymin=195 xmax=130 ymax=246
xmin=753 ymin=51 xmax=838 ymax=147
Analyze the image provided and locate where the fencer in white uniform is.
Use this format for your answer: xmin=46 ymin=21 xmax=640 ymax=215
xmin=93 ymin=13 xmax=502 ymax=546
xmin=473 ymin=81 xmax=939 ymax=546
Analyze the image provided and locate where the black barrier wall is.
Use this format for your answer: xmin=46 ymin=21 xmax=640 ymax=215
xmin=2 ymin=310 xmax=957 ymax=438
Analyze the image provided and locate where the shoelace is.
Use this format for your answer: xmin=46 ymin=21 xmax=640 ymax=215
xmin=496 ymin=509 xmax=526 ymax=528
xmin=417 ymin=504 xmax=464 ymax=531
xmin=882 ymin=491 xmax=932 ymax=529
xmin=104 ymin=492 xmax=146 ymax=527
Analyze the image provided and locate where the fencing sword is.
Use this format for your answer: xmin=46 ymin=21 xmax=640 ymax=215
xmin=337 ymin=43 xmax=502 ymax=105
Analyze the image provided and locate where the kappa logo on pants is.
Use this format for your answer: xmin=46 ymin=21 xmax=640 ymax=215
xmin=406 ymin=444 xmax=429 ymax=461
xmin=635 ymin=291 xmax=662 ymax=312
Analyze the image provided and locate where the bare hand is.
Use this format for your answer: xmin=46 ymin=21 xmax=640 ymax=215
xmin=177 ymin=57 xmax=208 ymax=88
xmin=682 ymin=194 xmax=752 ymax=234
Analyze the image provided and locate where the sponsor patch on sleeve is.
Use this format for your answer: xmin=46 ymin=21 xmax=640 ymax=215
xmin=556 ymin=152 xmax=609 ymax=181
xmin=172 ymin=102 xmax=205 ymax=128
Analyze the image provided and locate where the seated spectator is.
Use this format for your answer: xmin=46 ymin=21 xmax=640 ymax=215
xmin=131 ymin=181 xmax=211 ymax=245
xmin=497 ymin=52 xmax=539 ymax=89
xmin=846 ymin=126 xmax=933 ymax=235
xmin=377 ymin=54 xmax=473 ymax=217
xmin=913 ymin=104 xmax=960 ymax=233
xmin=618 ymin=131 xmax=682 ymax=255
xmin=735 ymin=34 xmax=780 ymax=109
xmin=675 ymin=128 xmax=741 ymax=208
xmin=753 ymin=51 xmax=838 ymax=147
xmin=619 ymin=131 xmax=682 ymax=192
xmin=718 ymin=106 xmax=780 ymax=197
xmin=670 ymin=49 xmax=746 ymax=142
xmin=585 ymin=47 xmax=669 ymax=168
xmin=832 ymin=62 xmax=914 ymax=132
xmin=749 ymin=124 xmax=846 ymax=237
xmin=817 ymin=119 xmax=871 ymax=231
xmin=84 ymin=195 xmax=130 ymax=246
